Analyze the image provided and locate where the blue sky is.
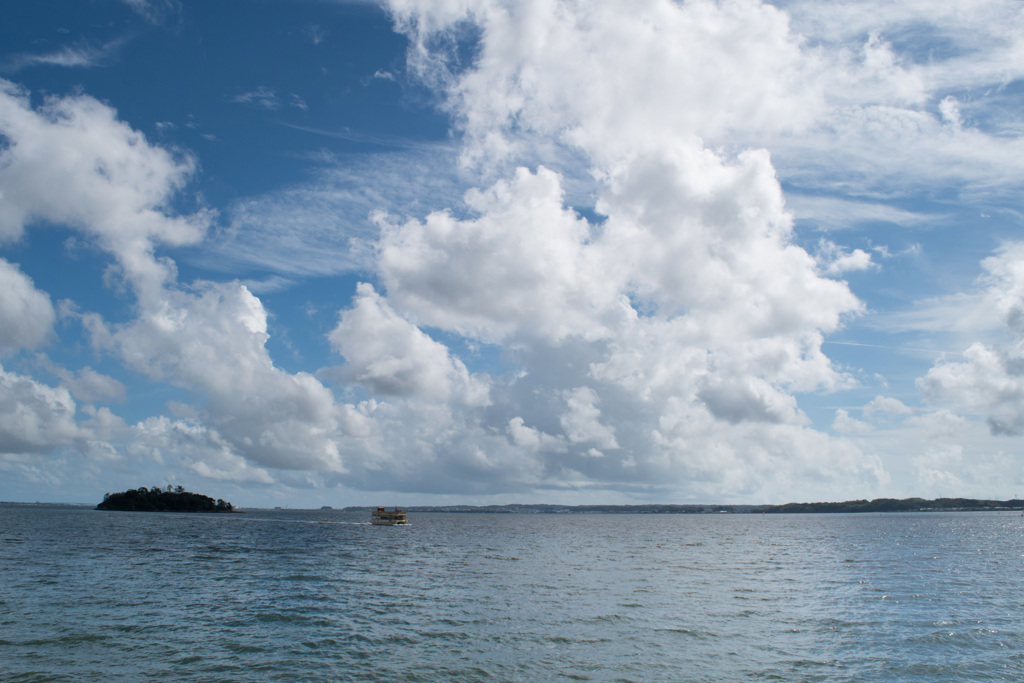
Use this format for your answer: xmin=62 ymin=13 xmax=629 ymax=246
xmin=2 ymin=0 xmax=1024 ymax=508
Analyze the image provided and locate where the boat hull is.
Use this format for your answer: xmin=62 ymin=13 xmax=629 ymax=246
xmin=371 ymin=507 xmax=408 ymax=525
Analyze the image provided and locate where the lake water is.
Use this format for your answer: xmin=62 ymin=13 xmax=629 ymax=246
xmin=1 ymin=505 xmax=1022 ymax=681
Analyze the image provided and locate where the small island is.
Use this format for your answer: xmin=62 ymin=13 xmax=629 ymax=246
xmin=97 ymin=486 xmax=235 ymax=513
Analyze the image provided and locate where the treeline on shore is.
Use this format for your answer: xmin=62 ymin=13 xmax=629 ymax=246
xmin=97 ymin=486 xmax=234 ymax=513
xmin=762 ymin=497 xmax=1023 ymax=514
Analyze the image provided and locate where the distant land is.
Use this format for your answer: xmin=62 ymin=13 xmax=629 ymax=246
xmin=343 ymin=498 xmax=1024 ymax=515
xmin=2 ymin=496 xmax=1020 ymax=514
xmin=760 ymin=497 xmax=1024 ymax=514
xmin=97 ymin=486 xmax=235 ymax=513
xmin=344 ymin=503 xmax=755 ymax=514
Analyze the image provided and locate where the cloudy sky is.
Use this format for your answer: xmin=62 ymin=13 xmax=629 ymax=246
xmin=2 ymin=0 xmax=1024 ymax=508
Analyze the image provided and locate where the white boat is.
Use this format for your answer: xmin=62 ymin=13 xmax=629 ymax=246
xmin=371 ymin=506 xmax=408 ymax=525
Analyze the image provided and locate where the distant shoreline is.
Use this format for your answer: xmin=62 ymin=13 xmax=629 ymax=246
xmin=4 ymin=497 xmax=1022 ymax=514
xmin=343 ymin=497 xmax=1024 ymax=514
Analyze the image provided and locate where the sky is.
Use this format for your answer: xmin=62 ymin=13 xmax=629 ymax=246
xmin=2 ymin=0 xmax=1024 ymax=508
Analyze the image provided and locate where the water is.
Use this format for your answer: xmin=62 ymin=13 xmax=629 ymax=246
xmin=1 ymin=506 xmax=1022 ymax=681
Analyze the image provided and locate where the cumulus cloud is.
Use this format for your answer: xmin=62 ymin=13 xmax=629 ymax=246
xmin=832 ymin=408 xmax=872 ymax=434
xmin=863 ymin=395 xmax=914 ymax=420
xmin=96 ymin=281 xmax=355 ymax=473
xmin=378 ymin=166 xmax=621 ymax=344
xmin=0 ymin=81 xmax=366 ymax=484
xmin=0 ymin=365 xmax=83 ymax=454
xmin=698 ymin=376 xmax=803 ymax=426
xmin=560 ymin=387 xmax=618 ymax=451
xmin=128 ymin=417 xmax=275 ymax=484
xmin=0 ymin=81 xmax=355 ymax=490
xmin=600 ymin=148 xmax=863 ymax=335
xmin=919 ymin=243 xmax=1024 ymax=435
xmin=41 ymin=362 xmax=127 ymax=404
xmin=507 ymin=416 xmax=564 ymax=453
xmin=8 ymin=0 xmax=1024 ymax=502
xmin=328 ymin=283 xmax=491 ymax=406
xmin=815 ymin=240 xmax=875 ymax=276
xmin=0 ymin=259 xmax=54 ymax=352
xmin=366 ymin=0 xmax=877 ymax=498
xmin=922 ymin=343 xmax=1024 ymax=436
xmin=390 ymin=0 xmax=820 ymax=169
xmin=0 ymin=80 xmax=212 ymax=298
xmin=391 ymin=0 xmax=1024 ymax=202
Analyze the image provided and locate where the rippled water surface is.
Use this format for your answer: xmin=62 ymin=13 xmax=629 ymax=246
xmin=1 ymin=505 xmax=1023 ymax=681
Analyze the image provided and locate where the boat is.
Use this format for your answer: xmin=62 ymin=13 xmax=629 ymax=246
xmin=371 ymin=506 xmax=408 ymax=525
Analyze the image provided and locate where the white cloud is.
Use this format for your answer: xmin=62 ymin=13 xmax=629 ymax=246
xmin=128 ymin=416 xmax=275 ymax=484
xmin=698 ymin=375 xmax=804 ymax=426
xmin=180 ymin=0 xmax=1024 ymax=503
xmin=879 ymin=291 xmax=1003 ymax=339
xmin=560 ymin=387 xmax=618 ymax=450
xmin=233 ymin=86 xmax=280 ymax=110
xmin=328 ymin=283 xmax=491 ymax=406
xmin=0 ymin=80 xmax=380 ymax=491
xmin=0 ymin=259 xmax=54 ymax=352
xmin=832 ymin=408 xmax=872 ymax=434
xmin=0 ymin=364 xmax=83 ymax=454
xmin=983 ymin=243 xmax=1024 ymax=347
xmin=7 ymin=0 xmax=1024 ymax=503
xmin=378 ymin=166 xmax=622 ymax=344
xmin=906 ymin=437 xmax=1014 ymax=497
xmin=391 ymin=0 xmax=1024 ymax=203
xmin=507 ymin=416 xmax=564 ymax=453
xmin=918 ymin=242 xmax=1024 ymax=435
xmin=2 ymin=39 xmax=126 ymax=73
xmin=0 ymin=80 xmax=212 ymax=298
xmin=786 ymin=194 xmax=943 ymax=231
xmin=597 ymin=148 xmax=863 ymax=336
xmin=886 ymin=410 xmax=1019 ymax=498
xmin=938 ymin=96 xmax=962 ymax=128
xmin=760 ymin=2 xmax=1024 ymax=197
xmin=232 ymin=87 xmax=308 ymax=112
xmin=57 ymin=367 xmax=126 ymax=404
xmin=391 ymin=0 xmax=821 ymax=169
xmin=96 ymin=281 xmax=356 ymax=473
xmin=364 ymin=0 xmax=881 ymax=500
xmin=829 ymin=249 xmax=874 ymax=276
xmin=921 ymin=342 xmax=1024 ymax=436
xmin=649 ymin=410 xmax=887 ymax=500
xmin=203 ymin=147 xmax=461 ymax=277
xmin=815 ymin=240 xmax=875 ymax=276
xmin=911 ymin=444 xmax=966 ymax=492
xmin=863 ymin=395 xmax=914 ymax=419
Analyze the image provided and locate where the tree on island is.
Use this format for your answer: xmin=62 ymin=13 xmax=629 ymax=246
xmin=97 ymin=486 xmax=234 ymax=512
